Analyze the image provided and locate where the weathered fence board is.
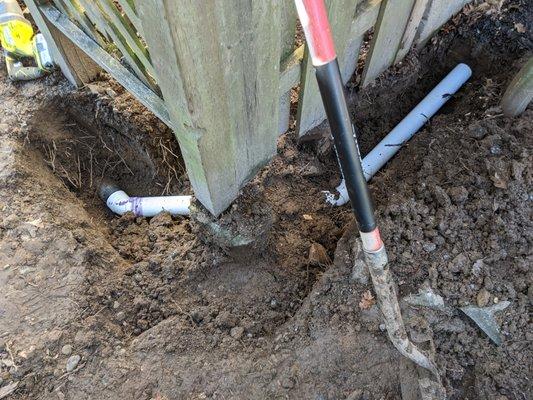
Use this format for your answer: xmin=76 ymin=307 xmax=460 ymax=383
xmin=76 ymin=0 xmax=156 ymax=90
xmin=361 ymin=0 xmax=416 ymax=86
xmin=278 ymin=1 xmax=297 ymax=134
xmin=25 ymin=0 xmax=100 ymax=86
xmin=415 ymin=0 xmax=469 ymax=45
xmin=395 ymin=0 xmax=430 ymax=62
xmin=501 ymin=57 xmax=533 ymax=117
xmin=40 ymin=5 xmax=170 ymax=125
xmin=138 ymin=1 xmax=281 ymax=216
xmin=115 ymin=0 xmax=143 ymax=39
xmin=341 ymin=0 xmax=381 ymax=82
xmin=296 ymin=0 xmax=360 ymax=136
xmin=53 ymin=0 xmax=103 ymax=46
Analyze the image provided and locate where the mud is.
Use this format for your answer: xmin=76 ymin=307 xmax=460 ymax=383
xmin=0 ymin=2 xmax=531 ymax=399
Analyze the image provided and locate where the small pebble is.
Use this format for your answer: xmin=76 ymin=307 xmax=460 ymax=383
xmin=66 ymin=355 xmax=81 ymax=372
xmin=116 ymin=311 xmax=126 ymax=322
xmin=230 ymin=326 xmax=245 ymax=340
xmin=477 ymin=288 xmax=491 ymax=307
xmin=61 ymin=344 xmax=73 ymax=356
xmin=423 ymin=242 xmax=437 ymax=253
xmin=490 ymin=144 xmax=502 ymax=155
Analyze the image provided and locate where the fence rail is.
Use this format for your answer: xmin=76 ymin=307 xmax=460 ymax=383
xmin=24 ymin=0 xmax=471 ymax=215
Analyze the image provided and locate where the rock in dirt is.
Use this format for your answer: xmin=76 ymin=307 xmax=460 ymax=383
xmin=346 ymin=389 xmax=363 ymax=400
xmin=308 ymin=243 xmax=331 ymax=265
xmin=447 ymin=186 xmax=468 ymax=204
xmin=430 ymin=185 xmax=451 ymax=208
xmin=230 ymin=326 xmax=245 ymax=339
xmin=61 ymin=344 xmax=73 ymax=356
xmin=0 ymin=124 xmax=9 ymax=135
xmin=214 ymin=311 xmax=238 ymax=330
xmin=468 ymin=121 xmax=488 ymax=139
xmin=65 ymin=355 xmax=81 ymax=372
xmin=404 ymin=287 xmax=445 ymax=310
xmin=422 ymin=242 xmax=437 ymax=253
xmin=476 ymin=288 xmax=491 ymax=307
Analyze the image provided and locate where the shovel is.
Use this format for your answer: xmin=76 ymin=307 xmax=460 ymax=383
xmin=294 ymin=0 xmax=439 ymax=378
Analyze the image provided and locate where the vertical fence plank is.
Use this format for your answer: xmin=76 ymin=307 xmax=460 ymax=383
xmin=341 ymin=0 xmax=381 ymax=83
xmin=115 ymin=0 xmax=144 ymax=39
xmin=278 ymin=1 xmax=297 ymax=134
xmin=415 ymin=0 xmax=470 ymax=46
xmin=138 ymin=1 xmax=281 ymax=216
xmin=394 ymin=0 xmax=429 ymax=62
xmin=54 ymin=0 xmax=102 ymax=44
xmin=24 ymin=0 xmax=100 ymax=86
xmin=361 ymin=0 xmax=416 ymax=86
xmin=296 ymin=0 xmax=359 ymax=136
xmin=77 ymin=0 xmax=156 ymax=89
xmin=95 ymin=0 xmax=155 ymax=77
xmin=501 ymin=58 xmax=533 ymax=117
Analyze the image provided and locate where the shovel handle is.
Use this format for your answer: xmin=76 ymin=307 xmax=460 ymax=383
xmin=295 ymin=0 xmax=379 ymax=241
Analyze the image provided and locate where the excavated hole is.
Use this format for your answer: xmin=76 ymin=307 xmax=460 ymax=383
xmin=22 ymin=18 xmax=529 ymax=343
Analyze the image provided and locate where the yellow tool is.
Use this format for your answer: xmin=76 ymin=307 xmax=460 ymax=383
xmin=0 ymin=0 xmax=54 ymax=80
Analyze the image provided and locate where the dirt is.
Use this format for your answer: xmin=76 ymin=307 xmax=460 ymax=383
xmin=0 ymin=1 xmax=532 ymax=399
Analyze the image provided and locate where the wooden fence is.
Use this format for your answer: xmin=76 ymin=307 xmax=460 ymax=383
xmin=24 ymin=0 xmax=470 ymax=216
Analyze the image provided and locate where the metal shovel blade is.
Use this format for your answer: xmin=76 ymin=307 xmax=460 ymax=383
xmin=460 ymin=301 xmax=510 ymax=346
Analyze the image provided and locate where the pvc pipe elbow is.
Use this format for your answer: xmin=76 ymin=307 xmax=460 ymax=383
xmin=105 ymin=190 xmax=134 ymax=215
xmin=99 ymin=180 xmax=191 ymax=217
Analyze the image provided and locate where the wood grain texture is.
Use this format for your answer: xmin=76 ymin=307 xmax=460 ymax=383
xmin=394 ymin=0 xmax=430 ymax=62
xmin=24 ymin=0 xmax=100 ymax=86
xmin=278 ymin=0 xmax=297 ymax=134
xmin=501 ymin=57 xmax=533 ymax=117
xmin=341 ymin=0 xmax=381 ymax=83
xmin=40 ymin=5 xmax=169 ymax=125
xmin=138 ymin=0 xmax=281 ymax=216
xmin=361 ymin=0 xmax=416 ymax=86
xmin=415 ymin=0 xmax=470 ymax=46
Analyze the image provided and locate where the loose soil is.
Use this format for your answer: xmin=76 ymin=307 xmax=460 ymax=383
xmin=0 ymin=2 xmax=531 ymax=399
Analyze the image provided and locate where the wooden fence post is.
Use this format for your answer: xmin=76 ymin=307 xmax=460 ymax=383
xmin=23 ymin=0 xmax=100 ymax=86
xmin=501 ymin=58 xmax=533 ymax=117
xmin=137 ymin=1 xmax=281 ymax=216
xmin=278 ymin=1 xmax=297 ymax=135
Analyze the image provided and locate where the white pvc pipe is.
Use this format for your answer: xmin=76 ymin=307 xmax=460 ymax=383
xmin=106 ymin=190 xmax=191 ymax=217
xmin=324 ymin=63 xmax=472 ymax=206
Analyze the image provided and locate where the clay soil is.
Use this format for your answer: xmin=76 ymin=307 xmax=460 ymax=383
xmin=0 ymin=2 xmax=531 ymax=399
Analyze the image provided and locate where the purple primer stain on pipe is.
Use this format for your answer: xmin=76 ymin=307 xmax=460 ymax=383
xmin=130 ymin=197 xmax=143 ymax=216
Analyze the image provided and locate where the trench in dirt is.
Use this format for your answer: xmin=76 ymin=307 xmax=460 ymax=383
xmin=24 ymin=36 xmax=511 ymax=340
xmin=16 ymin=4 xmax=532 ymax=397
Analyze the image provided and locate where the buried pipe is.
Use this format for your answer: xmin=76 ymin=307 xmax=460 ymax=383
xmin=324 ymin=63 xmax=472 ymax=206
xmin=98 ymin=180 xmax=191 ymax=217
